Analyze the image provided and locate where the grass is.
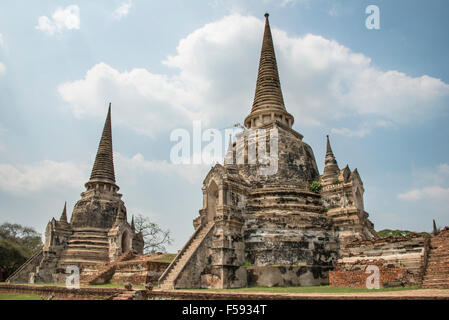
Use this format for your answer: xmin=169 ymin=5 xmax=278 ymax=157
xmin=0 ymin=293 xmax=43 ymax=300
xmin=151 ymin=253 xmax=177 ymax=263
xmin=10 ymin=282 xmax=145 ymax=290
xmin=187 ymin=285 xmax=420 ymax=294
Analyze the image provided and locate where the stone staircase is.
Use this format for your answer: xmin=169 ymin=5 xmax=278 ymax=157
xmin=58 ymin=228 xmax=110 ymax=268
xmin=422 ymin=228 xmax=449 ymax=289
xmin=80 ymin=250 xmax=136 ymax=285
xmin=158 ymin=222 xmax=214 ymax=290
xmin=6 ymin=250 xmax=43 ymax=283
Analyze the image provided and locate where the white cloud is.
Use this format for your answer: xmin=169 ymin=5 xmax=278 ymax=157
xmin=35 ymin=5 xmax=80 ymax=35
xmin=398 ymin=163 xmax=449 ymax=203
xmin=113 ymin=0 xmax=133 ymax=20
xmin=0 ymin=160 xmax=88 ymax=194
xmin=398 ymin=186 xmax=449 ymax=202
xmin=58 ymin=62 xmax=201 ymax=137
xmin=331 ymin=120 xmax=392 ymax=138
xmin=0 ymin=33 xmax=3 ymax=47
xmin=115 ymin=153 xmax=208 ymax=184
xmin=58 ymin=14 xmax=449 ymax=138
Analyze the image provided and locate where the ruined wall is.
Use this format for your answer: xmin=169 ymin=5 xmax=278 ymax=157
xmin=330 ymin=259 xmax=416 ymax=288
xmin=247 ymin=265 xmax=330 ymax=287
xmin=111 ymin=260 xmax=169 ymax=286
xmin=330 ymin=235 xmax=427 ymax=288
xmin=0 ymin=283 xmax=124 ymax=300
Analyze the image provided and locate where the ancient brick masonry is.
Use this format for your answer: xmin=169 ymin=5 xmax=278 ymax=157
xmin=80 ymin=251 xmax=171 ymax=286
xmin=7 ymin=105 xmax=144 ymax=284
xmin=159 ymin=14 xmax=377 ymax=290
xmin=320 ymin=135 xmax=378 ymax=245
xmin=422 ymin=227 xmax=449 ymax=289
xmin=329 ymin=235 xmax=428 ymax=288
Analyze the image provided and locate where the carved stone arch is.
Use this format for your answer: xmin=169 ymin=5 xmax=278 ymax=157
xmin=355 ymin=187 xmax=364 ymax=211
xmin=121 ymin=229 xmax=131 ymax=253
xmin=206 ymin=180 xmax=219 ymax=222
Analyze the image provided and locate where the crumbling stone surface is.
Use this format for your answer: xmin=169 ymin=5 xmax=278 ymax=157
xmin=158 ymin=14 xmax=377 ymax=290
xmin=329 ymin=235 xmax=428 ymax=288
xmin=247 ymin=265 xmax=330 ymax=287
xmin=8 ymin=108 xmax=143 ymax=284
xmin=320 ymin=136 xmax=378 ymax=247
xmin=422 ymin=227 xmax=449 ymax=289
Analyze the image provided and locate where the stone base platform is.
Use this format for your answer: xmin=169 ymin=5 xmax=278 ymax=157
xmin=246 ymin=265 xmax=330 ymax=287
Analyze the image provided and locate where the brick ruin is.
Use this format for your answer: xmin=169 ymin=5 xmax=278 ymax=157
xmin=80 ymin=251 xmax=171 ymax=286
xmin=330 ymin=234 xmax=427 ymax=288
xmin=7 ymin=105 xmax=144 ymax=284
xmin=329 ymin=227 xmax=449 ymax=288
xmin=158 ymin=14 xmax=380 ymax=290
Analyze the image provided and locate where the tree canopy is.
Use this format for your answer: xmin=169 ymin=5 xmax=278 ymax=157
xmin=0 ymin=223 xmax=43 ymax=280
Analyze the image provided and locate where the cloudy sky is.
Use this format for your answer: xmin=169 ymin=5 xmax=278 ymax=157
xmin=0 ymin=0 xmax=448 ymax=252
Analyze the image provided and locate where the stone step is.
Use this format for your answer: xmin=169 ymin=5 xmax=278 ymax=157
xmin=63 ymin=247 xmax=109 ymax=254
xmin=66 ymin=244 xmax=109 ymax=250
xmin=159 ymin=223 xmax=213 ymax=288
xmin=246 ymin=204 xmax=323 ymax=212
xmin=58 ymin=258 xmax=105 ymax=266
xmin=69 ymin=238 xmax=109 ymax=244
xmin=423 ymin=280 xmax=449 ymax=284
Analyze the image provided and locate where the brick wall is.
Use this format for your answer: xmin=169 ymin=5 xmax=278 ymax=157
xmin=0 ymin=283 xmax=124 ymax=300
xmin=329 ymin=235 xmax=427 ymax=288
xmin=330 ymin=260 xmax=411 ymax=288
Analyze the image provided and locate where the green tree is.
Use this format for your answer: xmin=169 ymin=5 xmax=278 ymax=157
xmin=0 ymin=223 xmax=42 ymax=280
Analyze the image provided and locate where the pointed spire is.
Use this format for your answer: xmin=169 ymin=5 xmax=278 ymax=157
xmin=89 ymin=103 xmax=116 ymax=184
xmin=323 ymin=135 xmax=339 ymax=177
xmin=60 ymin=202 xmax=68 ymax=223
xmin=244 ymin=13 xmax=294 ymax=129
xmin=131 ymin=215 xmax=135 ymax=231
xmin=326 ymin=135 xmax=334 ymax=157
xmin=433 ymin=219 xmax=439 ymax=236
xmin=224 ymin=134 xmax=234 ymax=165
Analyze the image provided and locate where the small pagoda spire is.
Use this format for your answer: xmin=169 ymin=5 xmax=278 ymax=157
xmin=88 ymin=103 xmax=116 ymax=185
xmin=244 ymin=13 xmax=294 ymax=129
xmin=131 ymin=215 xmax=135 ymax=231
xmin=326 ymin=134 xmax=334 ymax=157
xmin=433 ymin=219 xmax=439 ymax=236
xmin=60 ymin=202 xmax=68 ymax=223
xmin=224 ymin=134 xmax=234 ymax=165
xmin=323 ymin=135 xmax=339 ymax=177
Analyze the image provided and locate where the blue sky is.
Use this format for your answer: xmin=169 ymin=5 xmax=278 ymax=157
xmin=0 ymin=0 xmax=448 ymax=252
